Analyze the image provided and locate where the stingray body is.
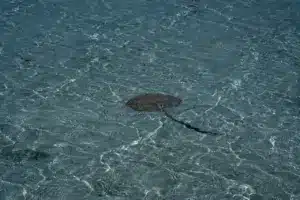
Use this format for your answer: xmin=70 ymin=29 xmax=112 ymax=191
xmin=126 ymin=93 xmax=182 ymax=111
xmin=126 ymin=93 xmax=218 ymax=136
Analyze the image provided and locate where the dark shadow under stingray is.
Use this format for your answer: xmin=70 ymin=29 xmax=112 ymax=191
xmin=126 ymin=93 xmax=219 ymax=136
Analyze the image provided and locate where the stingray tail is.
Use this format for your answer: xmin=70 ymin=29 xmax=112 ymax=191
xmin=160 ymin=107 xmax=219 ymax=136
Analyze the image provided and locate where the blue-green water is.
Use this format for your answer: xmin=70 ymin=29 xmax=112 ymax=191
xmin=0 ymin=0 xmax=299 ymax=199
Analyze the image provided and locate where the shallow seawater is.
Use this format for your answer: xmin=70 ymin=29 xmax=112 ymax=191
xmin=0 ymin=0 xmax=299 ymax=199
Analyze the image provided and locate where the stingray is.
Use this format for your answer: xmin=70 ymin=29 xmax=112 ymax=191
xmin=126 ymin=93 xmax=219 ymax=136
xmin=1 ymin=145 xmax=51 ymax=162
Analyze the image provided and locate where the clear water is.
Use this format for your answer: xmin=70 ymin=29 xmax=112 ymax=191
xmin=0 ymin=0 xmax=299 ymax=199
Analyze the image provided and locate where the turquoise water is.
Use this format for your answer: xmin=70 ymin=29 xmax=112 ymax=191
xmin=0 ymin=0 xmax=299 ymax=199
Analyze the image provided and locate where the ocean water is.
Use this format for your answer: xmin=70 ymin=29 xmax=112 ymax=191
xmin=0 ymin=0 xmax=299 ymax=199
